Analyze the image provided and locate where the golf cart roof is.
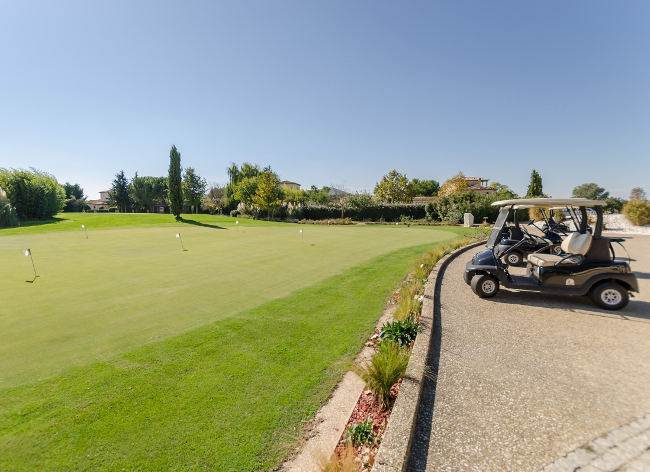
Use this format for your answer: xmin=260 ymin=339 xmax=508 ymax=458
xmin=492 ymin=198 xmax=605 ymax=208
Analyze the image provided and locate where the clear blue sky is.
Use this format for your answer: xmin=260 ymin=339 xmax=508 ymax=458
xmin=1 ymin=0 xmax=648 ymax=199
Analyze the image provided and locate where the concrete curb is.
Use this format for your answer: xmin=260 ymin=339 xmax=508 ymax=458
xmin=373 ymin=240 xmax=486 ymax=472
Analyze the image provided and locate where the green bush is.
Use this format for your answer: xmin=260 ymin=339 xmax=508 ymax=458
xmin=354 ymin=341 xmax=410 ymax=408
xmin=230 ymin=209 xmax=241 ymax=217
xmin=0 ymin=196 xmax=18 ymax=227
xmin=380 ymin=319 xmax=421 ymax=346
xmin=345 ymin=418 xmax=375 ymax=446
xmin=0 ymin=168 xmax=65 ymax=220
xmin=623 ymin=200 xmax=650 ymax=226
xmin=428 ymin=191 xmax=502 ymax=223
xmin=605 ymin=197 xmax=625 ymax=213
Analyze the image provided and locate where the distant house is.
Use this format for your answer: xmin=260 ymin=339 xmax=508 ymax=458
xmin=87 ymin=190 xmax=111 ymax=212
xmin=412 ymin=176 xmax=495 ymax=203
xmin=0 ymin=186 xmax=6 ymax=199
xmin=280 ymin=181 xmax=301 ymax=190
xmin=464 ymin=177 xmax=496 ymax=194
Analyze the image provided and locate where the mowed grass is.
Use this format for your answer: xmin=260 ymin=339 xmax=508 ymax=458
xmin=0 ymin=213 xmax=470 ymax=470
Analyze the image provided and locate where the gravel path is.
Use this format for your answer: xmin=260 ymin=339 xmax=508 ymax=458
xmin=408 ymin=236 xmax=650 ymax=472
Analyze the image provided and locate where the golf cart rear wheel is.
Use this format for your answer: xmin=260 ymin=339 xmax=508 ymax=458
xmin=551 ymin=245 xmax=563 ymax=255
xmin=590 ymin=282 xmax=629 ymax=310
xmin=504 ymin=251 xmax=523 ymax=266
xmin=471 ymin=274 xmax=499 ymax=298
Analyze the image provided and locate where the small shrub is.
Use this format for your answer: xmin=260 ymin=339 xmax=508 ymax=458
xmin=354 ymin=341 xmax=410 ymax=408
xmin=345 ymin=418 xmax=375 ymax=446
xmin=623 ymin=200 xmax=650 ymax=226
xmin=380 ymin=319 xmax=421 ymax=346
xmin=230 ymin=209 xmax=241 ymax=217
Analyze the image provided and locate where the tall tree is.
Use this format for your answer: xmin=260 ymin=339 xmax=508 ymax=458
xmin=0 ymin=168 xmax=66 ymax=219
xmin=252 ymin=171 xmax=282 ymax=218
xmin=131 ymin=176 xmax=168 ymax=212
xmin=202 ymin=185 xmax=227 ymax=214
xmin=182 ymin=167 xmax=207 ymax=214
xmin=234 ymin=176 xmax=261 ymax=205
xmin=63 ymin=182 xmax=88 ymax=212
xmin=526 ymin=169 xmax=544 ymax=198
xmin=168 ymin=145 xmax=183 ymax=219
xmin=109 ymin=170 xmax=131 ymax=212
xmin=630 ymin=187 xmax=647 ymax=202
xmin=373 ymin=170 xmax=414 ymax=203
xmin=410 ymin=178 xmax=440 ymax=197
xmin=438 ymin=172 xmax=468 ymax=197
xmin=489 ymin=181 xmax=517 ymax=198
xmin=572 ymin=183 xmax=609 ymax=200
xmin=226 ymin=163 xmax=240 ymax=185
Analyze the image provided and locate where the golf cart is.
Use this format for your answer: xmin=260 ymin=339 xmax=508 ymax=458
xmin=493 ymin=204 xmax=564 ymax=267
xmin=464 ymin=198 xmax=639 ymax=310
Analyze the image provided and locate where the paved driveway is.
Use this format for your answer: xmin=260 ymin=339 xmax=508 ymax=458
xmin=408 ymin=235 xmax=650 ymax=471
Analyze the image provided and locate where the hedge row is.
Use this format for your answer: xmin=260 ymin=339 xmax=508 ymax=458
xmin=296 ymin=203 xmax=427 ymax=222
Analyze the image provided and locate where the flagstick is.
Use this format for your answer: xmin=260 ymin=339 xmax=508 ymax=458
xmin=24 ymin=248 xmax=38 ymax=281
xmin=176 ymin=233 xmax=186 ymax=251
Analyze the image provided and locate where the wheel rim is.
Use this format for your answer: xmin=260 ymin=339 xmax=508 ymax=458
xmin=601 ymin=288 xmax=622 ymax=306
xmin=482 ymin=279 xmax=496 ymax=294
xmin=507 ymin=254 xmax=520 ymax=264
xmin=553 ymin=246 xmax=562 ymax=255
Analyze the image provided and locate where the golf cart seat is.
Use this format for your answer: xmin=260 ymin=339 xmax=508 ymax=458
xmin=508 ymin=225 xmax=524 ymax=240
xmin=527 ymin=232 xmax=592 ymax=267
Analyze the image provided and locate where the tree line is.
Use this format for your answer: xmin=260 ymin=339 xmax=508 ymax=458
xmin=1 ymin=157 xmax=647 ymax=227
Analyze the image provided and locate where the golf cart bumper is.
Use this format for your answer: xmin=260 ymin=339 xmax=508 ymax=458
xmin=464 ymin=249 xmax=499 ymax=285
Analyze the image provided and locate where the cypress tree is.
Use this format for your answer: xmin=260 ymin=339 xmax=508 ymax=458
xmin=526 ymin=169 xmax=544 ymax=198
xmin=168 ymin=145 xmax=183 ymax=219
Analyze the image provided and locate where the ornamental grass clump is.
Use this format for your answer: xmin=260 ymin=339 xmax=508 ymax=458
xmin=354 ymin=341 xmax=410 ymax=408
xmin=393 ymin=295 xmax=422 ymax=322
xmin=320 ymin=445 xmax=357 ymax=472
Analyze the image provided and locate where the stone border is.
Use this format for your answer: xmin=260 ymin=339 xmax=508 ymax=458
xmin=281 ymin=293 xmax=399 ymax=471
xmin=540 ymin=413 xmax=650 ymax=472
xmin=373 ymin=240 xmax=485 ymax=471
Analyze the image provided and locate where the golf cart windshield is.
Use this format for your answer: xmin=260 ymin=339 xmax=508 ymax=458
xmin=487 ymin=207 xmax=510 ymax=248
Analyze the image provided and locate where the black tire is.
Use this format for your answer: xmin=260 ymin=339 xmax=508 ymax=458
xmin=504 ymin=251 xmax=523 ymax=266
xmin=590 ymin=281 xmax=629 ymax=310
xmin=471 ymin=274 xmax=500 ymax=298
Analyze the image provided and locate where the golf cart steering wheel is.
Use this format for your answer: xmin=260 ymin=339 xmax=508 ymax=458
xmin=520 ymin=223 xmax=548 ymax=245
xmin=546 ymin=217 xmax=568 ymax=236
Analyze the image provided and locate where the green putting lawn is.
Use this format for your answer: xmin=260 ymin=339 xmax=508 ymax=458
xmin=0 ymin=213 xmax=473 ymax=470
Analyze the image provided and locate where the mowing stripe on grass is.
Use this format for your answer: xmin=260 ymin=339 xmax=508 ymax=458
xmin=0 ymin=241 xmax=458 ymax=472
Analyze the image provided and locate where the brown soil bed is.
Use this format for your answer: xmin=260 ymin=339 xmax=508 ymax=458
xmin=332 ymin=379 xmax=403 ymax=470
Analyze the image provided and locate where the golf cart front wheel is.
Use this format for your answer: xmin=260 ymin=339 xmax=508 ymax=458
xmin=590 ymin=282 xmax=629 ymax=310
xmin=471 ymin=274 xmax=499 ymax=298
xmin=504 ymin=252 xmax=523 ymax=266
